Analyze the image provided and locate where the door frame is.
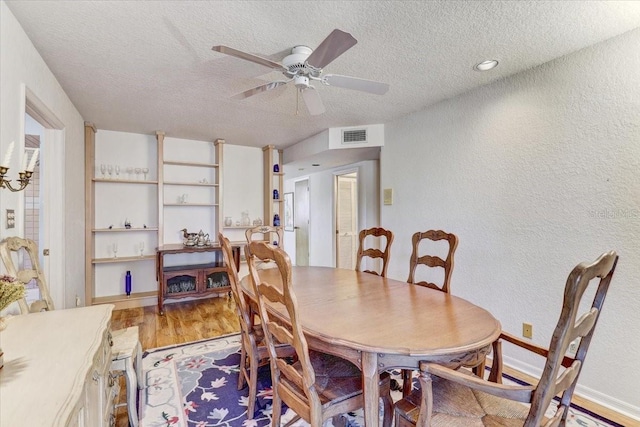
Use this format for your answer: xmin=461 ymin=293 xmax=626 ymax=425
xmin=23 ymin=85 xmax=66 ymax=309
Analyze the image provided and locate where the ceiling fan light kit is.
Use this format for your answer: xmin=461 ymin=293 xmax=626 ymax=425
xmin=212 ymin=29 xmax=389 ymax=115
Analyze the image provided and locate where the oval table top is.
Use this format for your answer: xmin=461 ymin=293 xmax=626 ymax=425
xmin=240 ymin=266 xmax=501 ymax=358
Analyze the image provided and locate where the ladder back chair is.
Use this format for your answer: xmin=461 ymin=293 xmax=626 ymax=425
xmin=245 ymin=225 xmax=284 ymax=270
xmin=407 ymin=230 xmax=458 ymax=293
xmin=246 ymin=241 xmax=393 ymax=427
xmin=0 ymin=236 xmax=54 ymax=313
xmin=394 ymin=251 xmax=618 ymax=427
xmin=402 ymin=230 xmax=461 ymax=395
xmin=219 ymin=233 xmax=293 ymax=419
xmin=355 ymin=227 xmax=394 ymax=277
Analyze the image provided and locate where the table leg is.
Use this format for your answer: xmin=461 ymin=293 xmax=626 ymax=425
xmin=361 ymin=351 xmax=379 ymax=427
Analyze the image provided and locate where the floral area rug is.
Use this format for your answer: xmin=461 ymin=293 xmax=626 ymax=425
xmin=139 ymin=333 xmax=622 ymax=427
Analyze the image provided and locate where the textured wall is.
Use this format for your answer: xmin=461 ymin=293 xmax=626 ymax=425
xmin=1 ymin=2 xmax=85 ymax=308
xmin=382 ymin=28 xmax=640 ymax=417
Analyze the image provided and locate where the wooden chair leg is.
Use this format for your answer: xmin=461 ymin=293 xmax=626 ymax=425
xmin=238 ymin=344 xmax=247 ymax=391
xmin=401 ymin=368 xmax=413 ymax=397
xmin=488 ymin=340 xmax=503 ymax=383
xmin=472 ymin=357 xmax=486 ymax=379
xmin=247 ymin=354 xmax=259 ymax=419
xmin=271 ymin=385 xmax=282 ymax=427
xmin=416 ymin=366 xmax=433 ymax=427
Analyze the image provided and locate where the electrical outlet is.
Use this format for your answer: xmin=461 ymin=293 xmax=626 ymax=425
xmin=522 ymin=322 xmax=533 ymax=339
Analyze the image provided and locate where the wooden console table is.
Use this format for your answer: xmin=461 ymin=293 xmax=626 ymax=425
xmin=0 ymin=305 xmax=115 ymax=427
xmin=155 ymin=243 xmax=240 ymax=314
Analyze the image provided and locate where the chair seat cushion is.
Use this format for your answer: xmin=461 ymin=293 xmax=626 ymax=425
xmin=395 ymin=373 xmax=536 ymax=426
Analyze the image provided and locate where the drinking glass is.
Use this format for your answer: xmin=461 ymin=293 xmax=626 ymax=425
xmin=140 ymin=241 xmax=145 ymax=257
xmin=134 ymin=167 xmax=142 ymax=180
xmin=142 ymin=167 xmax=149 ymax=181
xmin=126 ymin=166 xmax=133 ymax=180
xmin=112 ymin=242 xmax=118 ymax=258
xmin=100 ymin=164 xmax=106 ymax=178
xmin=107 ymin=164 xmax=114 ymax=179
xmin=115 ymin=165 xmax=120 ymax=180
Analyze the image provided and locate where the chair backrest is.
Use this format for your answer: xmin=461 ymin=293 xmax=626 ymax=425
xmin=219 ymin=233 xmax=253 ymax=337
xmin=0 ymin=236 xmax=54 ymax=313
xmin=355 ymin=227 xmax=394 ymax=277
xmin=407 ymin=230 xmax=458 ymax=293
xmin=245 ymin=225 xmax=284 ymax=246
xmin=246 ymin=241 xmax=320 ymax=411
xmin=526 ymin=251 xmax=618 ymax=426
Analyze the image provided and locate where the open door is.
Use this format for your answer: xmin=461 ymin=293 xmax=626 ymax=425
xmin=294 ymin=179 xmax=309 ymax=266
xmin=335 ymin=172 xmax=358 ymax=269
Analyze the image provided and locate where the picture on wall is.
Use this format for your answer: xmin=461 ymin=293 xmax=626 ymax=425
xmin=284 ymin=192 xmax=294 ymax=231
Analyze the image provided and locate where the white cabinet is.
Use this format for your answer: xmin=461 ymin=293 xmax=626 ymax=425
xmin=0 ymin=305 xmax=115 ymax=427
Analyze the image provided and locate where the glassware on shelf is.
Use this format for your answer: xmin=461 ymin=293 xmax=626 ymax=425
xmin=139 ymin=241 xmax=145 ymax=257
xmin=134 ymin=167 xmax=142 ymax=180
xmin=125 ymin=271 xmax=132 ymax=297
xmin=126 ymin=166 xmax=133 ymax=179
xmin=273 ymin=214 xmax=280 ymax=226
xmin=112 ymin=242 xmax=118 ymax=258
xmin=100 ymin=164 xmax=106 ymax=178
xmin=224 ymin=217 xmax=233 ymax=227
xmin=142 ymin=167 xmax=149 ymax=180
xmin=115 ymin=165 xmax=120 ymax=179
xmin=107 ymin=164 xmax=114 ymax=179
xmin=241 ymin=211 xmax=250 ymax=226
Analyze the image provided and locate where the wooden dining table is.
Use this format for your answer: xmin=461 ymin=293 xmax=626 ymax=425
xmin=239 ymin=266 xmax=501 ymax=427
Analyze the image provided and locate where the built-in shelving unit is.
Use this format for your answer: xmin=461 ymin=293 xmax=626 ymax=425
xmin=85 ymin=124 xmax=227 ymax=310
xmin=263 ymin=145 xmax=284 ymax=228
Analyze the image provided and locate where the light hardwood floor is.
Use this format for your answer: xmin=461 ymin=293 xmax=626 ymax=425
xmin=110 ymin=297 xmax=636 ymax=427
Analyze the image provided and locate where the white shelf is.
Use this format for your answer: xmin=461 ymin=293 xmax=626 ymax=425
xmin=223 ymin=225 xmax=254 ymax=229
xmin=163 ymin=181 xmax=219 ymax=187
xmin=93 ymin=178 xmax=157 ymax=184
xmin=164 ymin=203 xmax=219 ymax=207
xmin=92 ymin=255 xmax=155 ymax=264
xmin=163 ymin=160 xmax=218 ymax=168
xmin=93 ymin=227 xmax=158 ymax=232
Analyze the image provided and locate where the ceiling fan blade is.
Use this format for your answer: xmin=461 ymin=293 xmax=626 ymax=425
xmin=305 ymin=29 xmax=357 ymax=69
xmin=301 ymin=86 xmax=325 ymax=115
xmin=323 ymin=74 xmax=390 ymax=95
xmin=232 ymin=80 xmax=289 ymax=100
xmin=212 ymin=45 xmax=287 ymax=72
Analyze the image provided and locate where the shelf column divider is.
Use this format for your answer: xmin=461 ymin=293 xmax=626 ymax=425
xmin=84 ymin=121 xmax=97 ymax=306
xmin=214 ymin=139 xmax=224 ymax=244
xmin=156 ymin=131 xmax=165 ymax=246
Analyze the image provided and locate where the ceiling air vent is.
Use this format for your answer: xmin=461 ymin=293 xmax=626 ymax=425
xmin=342 ymin=128 xmax=367 ymax=145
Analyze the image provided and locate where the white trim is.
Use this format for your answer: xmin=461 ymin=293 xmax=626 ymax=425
xmin=503 ymin=355 xmax=640 ymax=421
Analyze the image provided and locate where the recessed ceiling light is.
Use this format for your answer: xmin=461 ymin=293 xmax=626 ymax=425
xmin=473 ymin=60 xmax=499 ymax=71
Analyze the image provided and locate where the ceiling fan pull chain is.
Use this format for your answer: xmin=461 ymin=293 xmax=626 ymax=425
xmin=296 ymin=88 xmax=300 ymax=116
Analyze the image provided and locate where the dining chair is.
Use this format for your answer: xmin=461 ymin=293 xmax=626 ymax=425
xmin=355 ymin=227 xmax=394 ymax=277
xmin=246 ymin=241 xmax=393 ymax=427
xmin=407 ymin=230 xmax=458 ymax=293
xmin=393 ymin=250 xmax=618 ymax=427
xmin=219 ymin=233 xmax=294 ymax=419
xmin=401 ymin=230 xmax=461 ymax=395
xmin=0 ymin=236 xmax=54 ymax=313
xmin=245 ymin=224 xmax=284 ymax=246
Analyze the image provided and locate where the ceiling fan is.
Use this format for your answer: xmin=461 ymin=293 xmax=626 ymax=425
xmin=212 ymin=29 xmax=389 ymax=115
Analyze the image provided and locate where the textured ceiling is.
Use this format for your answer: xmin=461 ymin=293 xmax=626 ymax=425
xmin=7 ymin=1 xmax=640 ymax=151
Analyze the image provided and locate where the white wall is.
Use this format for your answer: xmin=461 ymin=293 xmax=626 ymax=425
xmin=0 ymin=1 xmax=85 ymax=308
xmin=381 ymin=28 xmax=640 ymax=418
xmin=283 ymin=160 xmax=379 ymax=267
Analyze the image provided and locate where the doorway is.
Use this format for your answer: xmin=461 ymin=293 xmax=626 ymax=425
xmin=24 ymin=87 xmax=65 ymax=308
xmin=335 ymin=172 xmax=358 ymax=270
xmin=294 ymin=179 xmax=309 ymax=266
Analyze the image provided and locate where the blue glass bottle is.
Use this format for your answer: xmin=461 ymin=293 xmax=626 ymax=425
xmin=273 ymin=189 xmax=279 ymax=200
xmin=125 ymin=271 xmax=132 ymax=297
xmin=273 ymin=164 xmax=279 ymax=173
xmin=273 ymin=214 xmax=280 ymax=226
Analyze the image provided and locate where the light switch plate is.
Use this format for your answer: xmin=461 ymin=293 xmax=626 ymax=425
xmin=383 ymin=188 xmax=393 ymax=205
xmin=6 ymin=209 xmax=15 ymax=229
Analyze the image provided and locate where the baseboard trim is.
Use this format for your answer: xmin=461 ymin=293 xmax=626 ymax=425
xmin=500 ymin=355 xmax=640 ymax=425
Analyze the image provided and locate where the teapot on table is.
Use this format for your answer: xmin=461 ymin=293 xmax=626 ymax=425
xmin=197 ymin=230 xmax=210 ymax=246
